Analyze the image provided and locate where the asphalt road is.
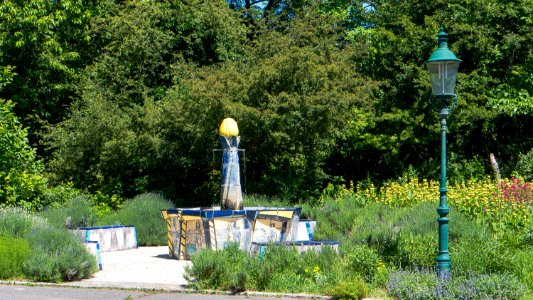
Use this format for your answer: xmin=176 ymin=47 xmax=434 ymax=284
xmin=0 ymin=284 xmax=311 ymax=300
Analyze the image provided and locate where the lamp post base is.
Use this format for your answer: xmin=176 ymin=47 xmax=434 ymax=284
xmin=437 ymin=253 xmax=451 ymax=278
xmin=437 ymin=205 xmax=451 ymax=277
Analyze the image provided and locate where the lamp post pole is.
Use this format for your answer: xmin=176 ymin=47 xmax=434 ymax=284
xmin=436 ymin=106 xmax=451 ymax=276
xmin=426 ymin=28 xmax=461 ymax=277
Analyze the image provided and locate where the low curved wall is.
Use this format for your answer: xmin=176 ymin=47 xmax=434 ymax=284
xmin=73 ymin=225 xmax=138 ymax=252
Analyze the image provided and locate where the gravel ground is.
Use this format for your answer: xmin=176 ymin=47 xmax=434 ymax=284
xmin=63 ymin=246 xmax=192 ymax=290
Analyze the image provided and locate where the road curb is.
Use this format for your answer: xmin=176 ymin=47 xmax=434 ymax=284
xmin=1 ymin=280 xmax=332 ymax=299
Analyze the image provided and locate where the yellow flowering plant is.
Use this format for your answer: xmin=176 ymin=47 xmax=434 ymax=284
xmin=348 ymin=176 xmax=532 ymax=238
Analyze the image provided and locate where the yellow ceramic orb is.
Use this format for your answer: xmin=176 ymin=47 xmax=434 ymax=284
xmin=219 ymin=118 xmax=239 ymax=137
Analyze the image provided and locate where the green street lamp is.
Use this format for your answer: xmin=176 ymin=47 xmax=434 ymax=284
xmin=426 ymin=27 xmax=461 ymax=277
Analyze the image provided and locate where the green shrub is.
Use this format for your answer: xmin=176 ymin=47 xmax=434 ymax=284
xmin=97 ymin=193 xmax=174 ymax=246
xmin=185 ymin=243 xmax=252 ymax=292
xmin=311 ymin=197 xmax=384 ymax=242
xmin=514 ymin=149 xmax=533 ymax=181
xmin=252 ymin=245 xmax=311 ymax=292
xmin=314 ymin=198 xmax=504 ymax=269
xmin=453 ymin=238 xmax=519 ymax=276
xmin=395 ymin=233 xmax=436 ymax=269
xmin=342 ymin=244 xmax=381 ymax=283
xmin=508 ymin=248 xmax=533 ymax=292
xmin=0 ymin=207 xmax=44 ymax=238
xmin=0 ymin=236 xmax=31 ymax=279
xmin=451 ymin=218 xmax=533 ymax=288
xmin=262 ymin=271 xmax=303 ymax=293
xmin=187 ymin=244 xmax=323 ymax=293
xmin=243 ymin=194 xmax=291 ymax=208
xmin=325 ymin=277 xmax=369 ymax=300
xmin=0 ymin=207 xmax=97 ymax=282
xmin=186 ymin=242 xmax=376 ymax=295
xmin=40 ymin=183 xmax=86 ymax=209
xmin=313 ymin=201 xmax=413 ymax=266
xmin=39 ymin=184 xmax=123 ymax=218
xmin=0 ymin=100 xmax=46 ymax=210
xmin=371 ymin=264 xmax=392 ymax=289
xmin=39 ymin=196 xmax=96 ymax=229
xmin=90 ymin=192 xmax=125 ymax=217
xmin=447 ymin=153 xmax=486 ymax=183
xmin=23 ymin=226 xmax=97 ymax=282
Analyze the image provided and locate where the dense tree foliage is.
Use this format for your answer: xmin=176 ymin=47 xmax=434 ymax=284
xmin=326 ymin=0 xmax=532 ymax=181
xmin=0 ymin=0 xmax=530 ymax=205
xmin=0 ymin=100 xmax=46 ymax=208
xmin=46 ymin=0 xmax=250 ymax=205
xmin=0 ymin=0 xmax=109 ymax=138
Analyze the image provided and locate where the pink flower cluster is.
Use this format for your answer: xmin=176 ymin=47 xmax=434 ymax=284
xmin=493 ymin=177 xmax=532 ymax=204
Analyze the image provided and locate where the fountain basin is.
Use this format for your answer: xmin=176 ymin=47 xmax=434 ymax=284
xmin=161 ymin=207 xmax=302 ymax=260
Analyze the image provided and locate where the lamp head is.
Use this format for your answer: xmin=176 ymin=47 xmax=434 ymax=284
xmin=426 ymin=27 xmax=461 ymax=98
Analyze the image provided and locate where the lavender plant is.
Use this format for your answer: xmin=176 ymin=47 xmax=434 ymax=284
xmin=386 ymin=269 xmax=528 ymax=300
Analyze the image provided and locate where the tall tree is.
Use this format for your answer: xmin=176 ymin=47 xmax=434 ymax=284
xmin=0 ymin=0 xmax=108 ymax=143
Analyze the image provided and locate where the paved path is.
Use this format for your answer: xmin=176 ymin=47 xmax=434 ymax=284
xmin=62 ymin=246 xmax=191 ymax=290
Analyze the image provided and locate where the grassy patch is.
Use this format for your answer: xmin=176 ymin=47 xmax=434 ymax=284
xmin=0 ymin=236 xmax=31 ymax=279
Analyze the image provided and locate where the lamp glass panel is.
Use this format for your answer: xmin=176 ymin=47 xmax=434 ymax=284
xmin=428 ymin=61 xmax=459 ymax=95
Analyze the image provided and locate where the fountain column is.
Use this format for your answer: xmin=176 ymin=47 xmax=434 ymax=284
xmin=219 ymin=118 xmax=243 ymax=210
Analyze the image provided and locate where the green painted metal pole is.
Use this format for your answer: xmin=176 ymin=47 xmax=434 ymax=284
xmin=436 ymin=107 xmax=451 ymax=276
xmin=427 ymin=27 xmax=460 ymax=278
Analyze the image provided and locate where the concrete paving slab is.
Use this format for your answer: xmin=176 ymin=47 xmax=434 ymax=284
xmin=63 ymin=246 xmax=191 ymax=289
